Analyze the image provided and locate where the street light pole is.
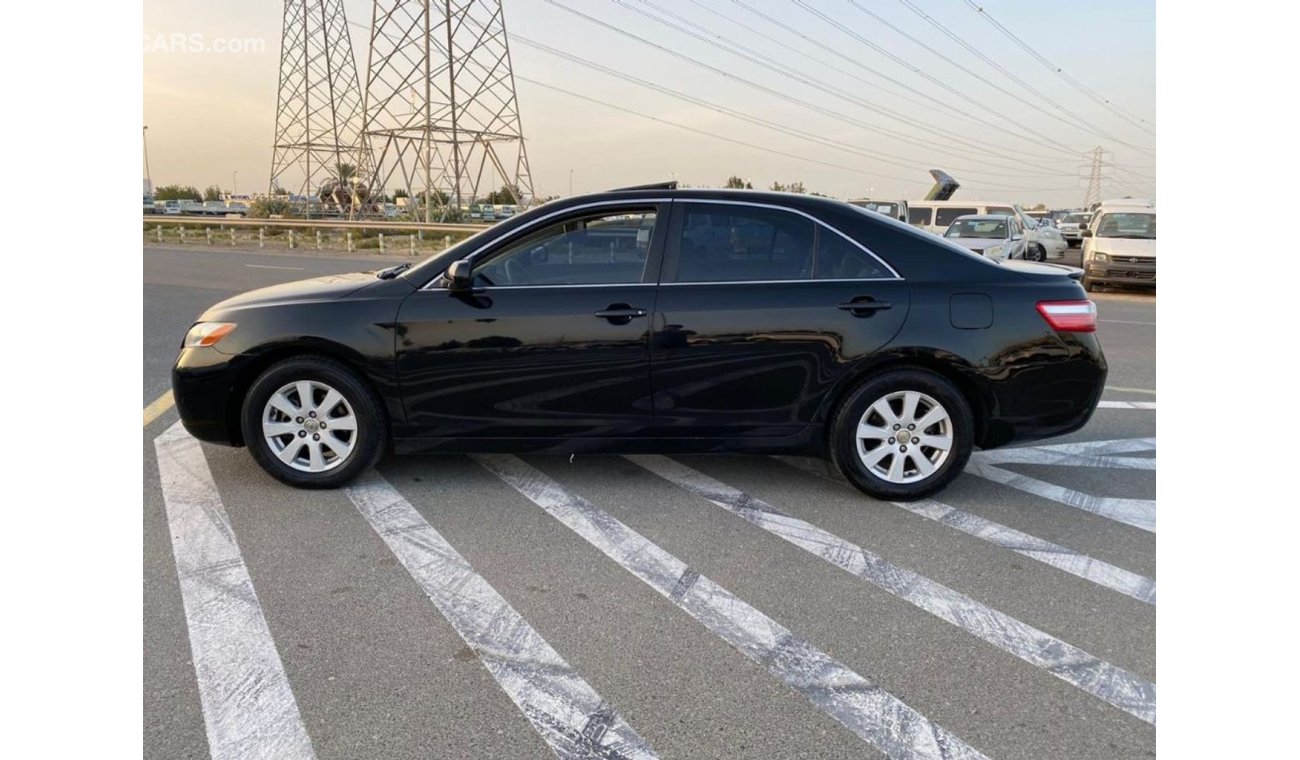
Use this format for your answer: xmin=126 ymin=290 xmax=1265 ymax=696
xmin=143 ymin=126 xmax=153 ymax=194
xmin=233 ymin=170 xmax=238 ymax=195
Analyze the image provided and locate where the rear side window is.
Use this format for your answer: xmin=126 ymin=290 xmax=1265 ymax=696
xmin=815 ymin=230 xmax=892 ymax=279
xmin=935 ymin=207 xmax=978 ymax=227
xmin=908 ymin=207 xmax=932 ymax=225
xmin=675 ymin=204 xmax=814 ymax=282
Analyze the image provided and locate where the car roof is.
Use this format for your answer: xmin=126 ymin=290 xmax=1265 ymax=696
xmin=951 ymin=214 xmax=1015 ymax=221
xmin=539 ymin=186 xmax=862 ymax=214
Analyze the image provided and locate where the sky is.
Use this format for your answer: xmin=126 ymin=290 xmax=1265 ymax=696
xmin=143 ymin=0 xmax=1155 ymax=208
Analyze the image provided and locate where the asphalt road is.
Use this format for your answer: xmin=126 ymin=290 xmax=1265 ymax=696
xmin=144 ymin=244 xmax=1157 ymax=760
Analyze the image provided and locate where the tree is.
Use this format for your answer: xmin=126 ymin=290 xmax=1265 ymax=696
xmin=483 ymin=184 xmax=523 ymax=205
xmin=770 ymin=181 xmax=807 ymax=194
xmin=154 ymin=184 xmax=202 ymax=201
xmin=270 ymin=183 xmax=290 ymax=196
xmin=203 ymin=185 xmax=225 ymax=202
xmin=336 ymin=163 xmax=357 ymax=181
xmin=724 ymin=175 xmax=752 ymax=189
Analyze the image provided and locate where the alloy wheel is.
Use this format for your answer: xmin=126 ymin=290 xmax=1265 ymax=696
xmin=262 ymin=380 xmax=358 ymax=473
xmin=855 ymin=390 xmax=953 ymax=484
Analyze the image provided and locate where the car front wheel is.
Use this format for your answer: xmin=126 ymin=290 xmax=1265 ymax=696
xmin=829 ymin=369 xmax=974 ymax=501
xmin=241 ymin=356 xmax=386 ymax=488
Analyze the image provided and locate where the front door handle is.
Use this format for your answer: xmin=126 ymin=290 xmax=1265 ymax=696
xmin=594 ymin=304 xmax=648 ymax=325
xmin=837 ymin=297 xmax=892 ymax=317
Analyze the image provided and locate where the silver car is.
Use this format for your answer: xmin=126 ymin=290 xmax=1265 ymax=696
xmin=942 ymin=214 xmax=1029 ymax=260
xmin=1057 ymin=212 xmax=1093 ymax=248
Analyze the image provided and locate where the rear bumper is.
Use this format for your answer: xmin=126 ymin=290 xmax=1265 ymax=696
xmin=172 ymin=347 xmax=250 ymax=446
xmin=976 ymin=336 xmax=1108 ymax=449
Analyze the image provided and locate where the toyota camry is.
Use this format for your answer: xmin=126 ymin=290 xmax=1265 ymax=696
xmin=172 ymin=184 xmax=1106 ymax=501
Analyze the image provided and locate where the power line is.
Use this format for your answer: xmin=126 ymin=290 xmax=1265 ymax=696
xmin=514 ymin=35 xmax=1066 ymax=190
xmin=543 ymin=0 xmax=1077 ymax=184
xmin=960 ymin=0 xmax=1156 ymax=136
xmin=787 ymin=0 xmax=1094 ymax=162
xmin=847 ymin=0 xmax=1151 ymax=152
xmin=612 ymin=0 xmax=1072 ymax=171
xmin=519 ymin=75 xmax=1080 ymax=195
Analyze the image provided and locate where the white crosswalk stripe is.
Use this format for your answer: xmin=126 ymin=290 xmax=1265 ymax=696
xmin=475 ymin=453 xmax=991 ymax=760
xmin=632 ymin=455 xmax=1157 ymax=725
xmin=155 ymin=422 xmax=317 ymax=760
xmin=773 ymin=455 xmax=1155 ymax=605
xmin=344 ymin=471 xmax=658 ymax=760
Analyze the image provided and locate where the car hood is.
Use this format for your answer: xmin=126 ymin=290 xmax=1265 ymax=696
xmin=203 ymin=271 xmax=378 ymax=316
xmin=1092 ymin=237 xmax=1156 ymax=258
xmin=949 ymin=239 xmax=1004 ymax=253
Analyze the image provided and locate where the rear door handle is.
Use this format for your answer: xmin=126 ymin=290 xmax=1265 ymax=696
xmin=837 ymin=297 xmax=892 ymax=316
xmin=594 ymin=304 xmax=648 ymax=325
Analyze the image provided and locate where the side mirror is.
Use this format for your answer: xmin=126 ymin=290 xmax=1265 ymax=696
xmin=445 ymin=259 xmax=473 ymax=291
xmin=1081 ymin=229 xmax=1094 ymax=238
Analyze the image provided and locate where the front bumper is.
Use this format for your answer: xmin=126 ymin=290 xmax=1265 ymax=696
xmin=172 ymin=347 xmax=252 ymax=446
xmin=1087 ymin=257 xmax=1156 ymax=284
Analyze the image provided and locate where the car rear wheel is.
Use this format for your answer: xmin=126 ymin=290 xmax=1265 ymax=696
xmin=241 ymin=356 xmax=386 ymax=488
xmin=829 ymin=369 xmax=974 ymax=501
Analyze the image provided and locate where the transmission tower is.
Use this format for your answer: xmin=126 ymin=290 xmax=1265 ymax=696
xmin=1082 ymin=146 xmax=1105 ymax=209
xmin=361 ymin=0 xmax=535 ymax=222
xmin=270 ymin=0 xmax=368 ymax=208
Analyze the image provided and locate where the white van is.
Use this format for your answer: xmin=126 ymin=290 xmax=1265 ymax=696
xmin=1080 ymin=200 xmax=1156 ymax=291
xmin=908 ymin=200 xmax=1066 ymax=261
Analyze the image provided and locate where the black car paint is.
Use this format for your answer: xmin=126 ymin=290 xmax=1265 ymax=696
xmin=173 ymin=188 xmax=1106 ymax=456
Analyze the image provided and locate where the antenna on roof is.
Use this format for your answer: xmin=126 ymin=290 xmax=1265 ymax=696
xmin=609 ymin=181 xmax=678 ymax=191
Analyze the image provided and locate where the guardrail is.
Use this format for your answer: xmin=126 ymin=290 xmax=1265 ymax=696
xmin=143 ymin=215 xmax=490 ymax=233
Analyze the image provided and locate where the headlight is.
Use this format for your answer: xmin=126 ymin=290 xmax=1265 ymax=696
xmin=184 ymin=322 xmax=237 ymax=348
xmin=1092 ymin=252 xmax=1109 ymax=263
xmin=985 ymin=245 xmax=1003 ymax=258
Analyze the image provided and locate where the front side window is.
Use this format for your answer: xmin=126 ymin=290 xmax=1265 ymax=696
xmin=1095 ymin=212 xmax=1156 ymax=239
xmin=474 ymin=209 xmax=657 ymax=286
xmin=908 ymin=207 xmax=932 ymax=225
xmin=935 ymin=207 xmax=978 ymax=227
xmin=945 ymin=219 xmax=1009 ymax=239
xmin=675 ymin=204 xmax=814 ymax=282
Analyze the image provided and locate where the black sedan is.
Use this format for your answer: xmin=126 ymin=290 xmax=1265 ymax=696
xmin=172 ymin=185 xmax=1106 ymax=500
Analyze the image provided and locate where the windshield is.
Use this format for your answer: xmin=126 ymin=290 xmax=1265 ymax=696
xmin=1064 ymin=213 xmax=1091 ymax=225
xmin=1096 ymin=212 xmax=1156 ymax=239
xmin=945 ymin=219 xmax=1008 ymax=239
xmin=850 ymin=201 xmax=899 ymax=217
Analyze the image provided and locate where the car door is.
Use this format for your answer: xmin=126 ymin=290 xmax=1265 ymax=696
xmin=393 ymin=201 xmax=667 ymax=441
xmin=649 ymin=200 xmax=910 ymax=438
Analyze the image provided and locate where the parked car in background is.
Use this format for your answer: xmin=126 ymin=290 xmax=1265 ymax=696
xmin=1081 ymin=201 xmax=1155 ymax=291
xmin=1058 ymin=212 xmax=1093 ymax=247
xmin=942 ymin=214 xmax=1029 ymax=260
xmin=171 ymin=185 xmax=1105 ymax=502
xmin=847 ymin=198 xmax=909 ymax=223
xmin=908 ymin=200 xmax=1062 ymax=261
xmin=163 ymin=200 xmax=183 ymax=215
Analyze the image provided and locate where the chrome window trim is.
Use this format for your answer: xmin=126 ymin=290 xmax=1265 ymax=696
xmin=658 ymin=277 xmax=900 ymax=286
xmin=419 ymin=198 xmax=671 ymax=290
xmin=673 ymin=198 xmax=903 ymax=281
xmin=418 ymin=196 xmax=905 ymax=290
xmin=473 ymin=283 xmax=658 ymax=291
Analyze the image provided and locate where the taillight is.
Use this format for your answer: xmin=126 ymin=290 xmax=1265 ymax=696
xmin=1036 ymin=300 xmax=1097 ymax=332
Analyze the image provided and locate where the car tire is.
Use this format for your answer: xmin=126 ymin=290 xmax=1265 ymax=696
xmin=241 ymin=356 xmax=386 ymax=489
xmin=829 ymin=369 xmax=974 ymax=501
xmin=1031 ymin=244 xmax=1047 ymax=262
xmin=1082 ymin=274 xmax=1095 ymax=292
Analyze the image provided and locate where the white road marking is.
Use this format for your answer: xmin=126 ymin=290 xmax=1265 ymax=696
xmin=475 ymin=454 xmax=989 ymax=760
xmin=632 ymin=455 xmax=1156 ymax=725
xmin=154 ymin=422 xmax=316 ymax=760
xmin=244 ymin=263 xmax=304 ymax=270
xmin=1105 ymin=385 xmax=1156 ymax=395
xmin=344 ymin=471 xmax=657 ymax=760
xmin=966 ymin=439 xmax=1157 ymax=533
xmin=1097 ymin=401 xmax=1156 ymax=409
xmin=771 ymin=457 xmax=1155 ymax=605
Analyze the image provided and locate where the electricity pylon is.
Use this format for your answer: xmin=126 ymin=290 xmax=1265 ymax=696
xmin=269 ymin=0 xmax=368 ymax=210
xmin=361 ymin=0 xmax=535 ymax=222
xmin=1082 ymin=146 xmax=1105 ymax=209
